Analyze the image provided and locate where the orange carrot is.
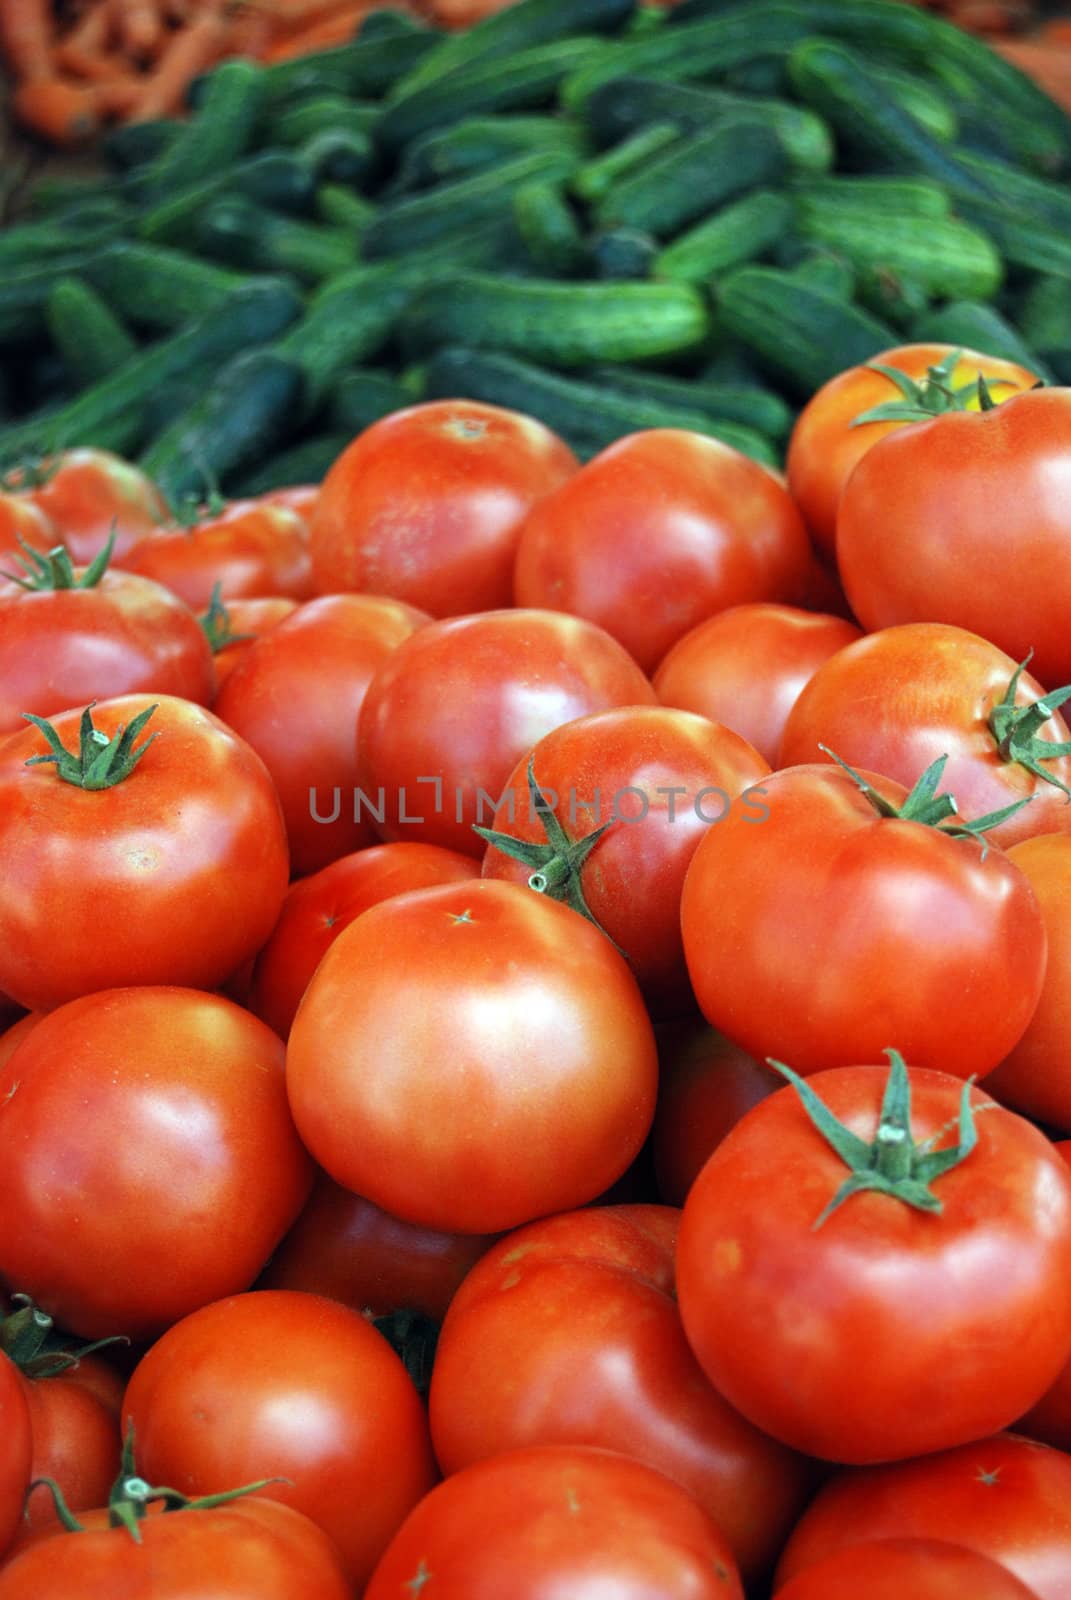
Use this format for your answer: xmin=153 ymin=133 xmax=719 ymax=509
xmin=222 ymin=9 xmax=277 ymax=59
xmin=116 ymin=0 xmax=166 ymax=59
xmin=993 ymin=39 xmax=1071 ymax=114
xmin=125 ymin=5 xmax=231 ymax=120
xmin=55 ymin=3 xmax=112 ymax=79
xmin=93 ymin=73 xmax=152 ymax=118
xmin=12 ymin=76 xmax=101 ymax=145
xmin=0 ymin=0 xmax=55 ymax=80
xmin=261 ymin=5 xmax=371 ymax=59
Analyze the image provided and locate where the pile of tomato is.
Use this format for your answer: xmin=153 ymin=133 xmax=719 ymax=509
xmin=0 ymin=341 xmax=1070 ymax=1599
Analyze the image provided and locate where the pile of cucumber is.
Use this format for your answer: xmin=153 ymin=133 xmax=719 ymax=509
xmin=3 ymin=0 xmax=1071 ymax=497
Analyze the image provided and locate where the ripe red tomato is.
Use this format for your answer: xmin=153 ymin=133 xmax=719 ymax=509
xmin=204 ymin=594 xmax=298 ymax=695
xmin=428 ymin=1204 xmax=812 ymax=1585
xmin=836 ymin=386 xmax=1071 ymax=689
xmin=478 ymin=705 xmax=770 ymax=1013
xmin=677 ymin=1061 xmax=1071 ymax=1463
xmin=356 ymin=608 xmax=656 ymax=856
xmin=779 ymin=622 xmax=1071 ymax=849
xmin=258 ymin=484 xmax=319 ymax=524
xmin=122 ymin=1289 xmax=438 ymax=1589
xmin=286 ymin=878 xmax=658 ymax=1233
xmin=0 ymin=988 xmax=313 ymax=1340
xmin=365 ymin=1443 xmax=745 ymax=1600
xmin=120 ymin=500 xmax=313 ymax=607
xmin=0 ymin=694 xmax=289 ymax=1011
xmin=25 ymin=449 xmax=168 ymax=566
xmin=310 ymin=400 xmax=578 ymax=616
xmin=0 ymin=551 xmax=215 ymax=737
xmin=251 ymin=840 xmax=479 ymax=1038
xmin=775 ymin=1538 xmax=1041 ymax=1600
xmin=0 ymin=492 xmax=55 ymax=561
xmin=0 ymin=1351 xmax=32 ymax=1558
xmin=513 ymin=428 xmax=813 ymax=674
xmin=1016 ymin=1142 xmax=1071 ymax=1452
xmin=653 ymin=602 xmax=861 ymax=765
xmin=786 ymin=344 xmax=1040 ymax=559
xmin=0 ymin=1013 xmax=40 ymax=1072
xmin=774 ymin=1433 xmax=1071 ymax=1600
xmin=214 ymin=593 xmax=430 ymax=875
xmin=679 ymin=760 xmax=1047 ymax=1079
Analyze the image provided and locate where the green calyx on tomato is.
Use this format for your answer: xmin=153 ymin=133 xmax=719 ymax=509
xmin=23 ymin=702 xmax=160 ymax=791
xmin=167 ymin=484 xmax=226 ymax=532
xmin=988 ymin=656 xmax=1071 ymax=799
xmin=0 ymin=1293 xmax=126 ymax=1379
xmin=0 ymin=529 xmax=115 ymax=592
xmin=770 ymin=1049 xmax=978 ymax=1228
xmin=819 ymin=745 xmax=1030 ymax=846
xmin=850 ymin=349 xmax=1036 ymax=428
xmin=198 ymin=582 xmax=254 ymax=655
xmin=473 ymin=757 xmax=625 ymax=956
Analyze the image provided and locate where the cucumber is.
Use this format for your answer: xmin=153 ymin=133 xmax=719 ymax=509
xmin=275 ymin=95 xmax=382 ymax=148
xmin=231 ymin=434 xmax=351 ymax=496
xmin=138 ymin=348 xmax=305 ymax=503
xmin=786 ymin=251 xmax=855 ymax=300
xmin=571 ymin=123 xmax=681 ymax=205
xmin=139 ymin=60 xmax=265 ymax=199
xmin=866 ymin=60 xmax=958 ymax=143
xmin=82 ymin=242 xmax=250 ymax=333
xmin=394 ymin=114 xmax=590 ymax=192
xmin=248 ymin=24 xmax=442 ymax=110
xmin=796 ymin=212 xmax=1002 ymax=304
xmin=789 ymin=174 xmax=951 ymax=220
xmin=101 ymin=118 xmax=183 ymax=170
xmin=138 ymin=152 xmax=317 ymax=246
xmin=196 ymin=198 xmax=357 ymax=283
xmin=45 ymin=278 xmax=138 ymax=389
xmin=912 ymin=300 xmax=1052 ymax=382
xmin=941 ymin=149 xmax=1071 ymax=233
xmin=421 ymin=346 xmax=779 ymax=465
xmin=328 ymin=369 xmax=417 ymax=434
xmin=314 ymin=184 xmax=378 ymax=232
xmin=590 ymin=364 xmax=793 ymax=438
xmin=0 ymin=217 xmax=126 ymax=271
xmin=513 ymin=181 xmax=591 ymax=275
xmin=272 ymin=264 xmax=416 ymax=417
xmin=22 ymin=177 xmax=126 ymax=217
xmin=654 ymin=189 xmax=792 ymax=284
xmin=405 ymin=273 xmax=712 ymax=366
xmin=0 ymin=253 xmax=103 ymax=348
xmin=953 ymin=199 xmax=1071 ymax=282
xmin=297 ymin=128 xmax=377 ymax=188
xmin=591 ymin=227 xmax=659 ymax=281
xmin=596 ymin=113 xmax=785 ymax=237
xmin=716 ymin=265 xmax=896 ymax=394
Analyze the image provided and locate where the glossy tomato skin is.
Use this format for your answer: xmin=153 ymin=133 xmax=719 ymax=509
xmin=479 ymin=705 xmax=770 ymax=1013
xmin=10 ymin=1356 xmax=123 ymax=1545
xmin=677 ymin=1066 xmax=1071 ymax=1463
xmin=286 ymin=878 xmax=658 ymax=1234
xmin=209 ymin=595 xmax=298 ymax=695
xmin=987 ymin=838 xmax=1071 ymax=1132
xmin=258 ymin=484 xmax=319 ymax=524
xmin=0 ymin=988 xmax=313 ymax=1340
xmin=27 ymin=449 xmax=168 ymax=566
xmin=837 ymin=387 xmax=1071 ymax=689
xmin=654 ymin=602 xmax=861 ymax=765
xmin=779 ymin=622 xmax=1071 ymax=849
xmin=513 ymin=429 xmax=813 ymax=675
xmin=0 ymin=1496 xmax=354 ymax=1600
xmin=257 ymin=1175 xmax=497 ymax=1319
xmin=786 ymin=344 xmax=1039 ymax=559
xmin=311 ymin=399 xmax=579 ymax=616
xmin=1016 ymin=1143 xmax=1071 ymax=1453
xmin=214 ymin=593 xmax=430 ymax=875
xmin=123 ymin=1289 xmax=438 ymax=1590
xmin=251 ymin=840 xmax=479 ymax=1038
xmin=0 ymin=493 xmax=55 ymax=561
xmin=428 ymin=1204 xmax=812 ymax=1586
xmin=0 ymin=693 xmax=289 ymax=1011
xmin=679 ymin=762 xmax=1047 ymax=1079
xmin=356 ymin=608 xmax=656 ymax=856
xmin=120 ymin=500 xmax=313 ymax=607
xmin=0 ymin=1013 xmax=40 ymax=1072
xmin=0 ymin=568 xmax=215 ymax=736
xmin=365 ymin=1443 xmax=745 ymax=1600
xmin=774 ymin=1433 xmax=1071 ymax=1600
xmin=775 ymin=1538 xmax=1041 ymax=1600
xmin=0 ymin=1352 xmax=32 ymax=1559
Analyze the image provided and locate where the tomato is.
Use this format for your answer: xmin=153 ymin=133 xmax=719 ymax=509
xmin=251 ymin=840 xmax=479 ymax=1038
xmin=204 ymin=594 xmax=299 ymax=696
xmin=652 ymin=602 xmax=862 ymax=766
xmin=0 ymin=694 xmax=288 ymax=1011
xmin=258 ymin=484 xmax=319 ymax=524
xmin=0 ymin=1351 xmax=31 ymax=1559
xmin=286 ymin=878 xmax=658 ymax=1233
xmin=365 ymin=1443 xmax=745 ymax=1600
xmin=775 ymin=1538 xmax=1041 ymax=1600
xmin=122 ymin=1289 xmax=438 ymax=1589
xmin=120 ymin=500 xmax=313 ymax=608
xmin=679 ymin=760 xmax=1047 ymax=1079
xmin=478 ymin=705 xmax=770 ymax=1013
xmin=677 ymin=1059 xmax=1071 ymax=1463
xmin=774 ymin=1433 xmax=1071 ymax=1600
xmin=310 ymin=400 xmax=578 ymax=617
xmin=25 ymin=449 xmax=168 ymax=566
xmin=214 ymin=593 xmax=429 ymax=875
xmin=0 ymin=492 xmax=55 ymax=562
xmin=0 ymin=549 xmax=215 ymax=737
xmin=650 ymin=1019 xmax=781 ymax=1206
xmin=0 ymin=988 xmax=313 ymax=1340
xmin=786 ymin=344 xmax=1040 ymax=559
xmin=356 ymin=608 xmax=656 ymax=856
xmin=779 ymin=622 xmax=1071 ymax=848
xmin=1016 ymin=1143 xmax=1071 ymax=1452
xmin=0 ymin=1012 xmax=40 ymax=1072
xmin=987 ymin=837 xmax=1071 ymax=1132
xmin=257 ymin=1175 xmax=497 ymax=1320
xmin=428 ymin=1204 xmax=812 ymax=1585
xmin=513 ymin=429 xmax=813 ymax=675
xmin=836 ymin=386 xmax=1071 ymax=690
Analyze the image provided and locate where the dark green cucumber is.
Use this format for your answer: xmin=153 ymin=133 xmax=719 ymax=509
xmin=45 ymin=278 xmax=138 ymax=389
xmin=82 ymin=242 xmax=250 ymax=333
xmin=231 ymin=434 xmax=351 ymax=496
xmin=941 ymin=149 xmax=1071 ymax=233
xmin=101 ymin=118 xmax=183 ymax=170
xmin=513 ymin=182 xmax=591 ymax=275
xmin=328 ymin=369 xmax=417 ymax=434
xmin=912 ymin=300 xmax=1052 ymax=382
xmin=297 ymin=128 xmax=377 ymax=188
xmin=138 ymin=152 xmax=318 ymax=245
xmin=654 ymin=190 xmax=792 ymax=284
xmin=395 ymin=114 xmax=589 ymax=192
xmin=236 ymin=23 xmax=440 ymax=111
xmin=0 ymin=253 xmax=103 ymax=347
xmin=785 ymin=251 xmax=855 ymax=300
xmin=571 ymin=123 xmax=681 ymax=204
xmin=716 ymin=265 xmax=896 ymax=395
xmin=590 ymin=364 xmax=793 ymax=439
xmin=796 ymin=212 xmax=1002 ymax=304
xmin=0 ymin=217 xmax=126 ymax=271
xmin=196 ymin=198 xmax=357 ymax=283
xmin=421 ymin=346 xmax=779 ymax=465
xmin=314 ymin=184 xmax=378 ymax=231
xmin=866 ymin=60 xmax=958 ymax=143
xmin=405 ymin=273 xmax=712 ymax=366
xmin=953 ymin=199 xmax=1071 ymax=282
xmin=139 ymin=60 xmax=265 ymax=200
xmin=596 ymin=114 xmax=785 ymax=237
xmin=591 ymin=227 xmax=659 ymax=280
xmin=272 ymin=264 xmax=416 ymax=417
xmin=789 ymin=174 xmax=951 ymax=220
xmin=275 ymin=95 xmax=382 ymax=148
xmin=138 ymin=348 xmax=305 ymax=503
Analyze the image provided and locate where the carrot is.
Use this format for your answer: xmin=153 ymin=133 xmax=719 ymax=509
xmin=993 ymin=39 xmax=1071 ymax=114
xmin=12 ymin=76 xmax=101 ymax=145
xmin=221 ymin=8 xmax=276 ymax=58
xmin=0 ymin=0 xmax=55 ymax=80
xmin=93 ymin=73 xmax=152 ymax=117
xmin=1041 ymin=20 xmax=1071 ymax=47
xmin=125 ymin=5 xmax=231 ymax=120
xmin=55 ymin=3 xmax=112 ymax=79
xmin=261 ymin=5 xmax=371 ymax=59
xmin=115 ymin=0 xmax=166 ymax=59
